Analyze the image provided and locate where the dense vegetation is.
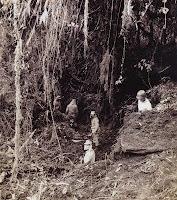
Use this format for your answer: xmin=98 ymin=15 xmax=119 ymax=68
xmin=0 ymin=0 xmax=177 ymax=199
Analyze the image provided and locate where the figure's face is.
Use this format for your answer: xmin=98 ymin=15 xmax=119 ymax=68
xmin=72 ymin=99 xmax=76 ymax=104
xmin=137 ymin=95 xmax=146 ymax=102
xmin=90 ymin=111 xmax=96 ymax=118
xmin=90 ymin=114 xmax=94 ymax=118
xmin=84 ymin=143 xmax=92 ymax=151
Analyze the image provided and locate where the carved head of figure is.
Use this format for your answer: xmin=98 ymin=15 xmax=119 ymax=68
xmin=84 ymin=139 xmax=92 ymax=151
xmin=136 ymin=90 xmax=146 ymax=102
xmin=90 ymin=110 xmax=96 ymax=118
xmin=70 ymin=98 xmax=77 ymax=105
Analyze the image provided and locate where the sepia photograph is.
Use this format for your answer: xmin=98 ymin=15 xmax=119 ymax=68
xmin=0 ymin=0 xmax=177 ymax=199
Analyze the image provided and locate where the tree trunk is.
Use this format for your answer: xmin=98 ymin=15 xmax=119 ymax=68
xmin=11 ymin=0 xmax=23 ymax=183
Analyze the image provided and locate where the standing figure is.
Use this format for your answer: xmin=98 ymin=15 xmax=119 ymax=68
xmin=66 ymin=99 xmax=78 ymax=127
xmin=53 ymin=95 xmax=62 ymax=111
xmin=84 ymin=140 xmax=95 ymax=164
xmin=136 ymin=90 xmax=152 ymax=112
xmin=90 ymin=111 xmax=100 ymax=146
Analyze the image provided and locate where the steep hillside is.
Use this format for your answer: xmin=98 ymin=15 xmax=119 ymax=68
xmin=1 ymin=82 xmax=177 ymax=200
xmin=0 ymin=0 xmax=177 ymax=199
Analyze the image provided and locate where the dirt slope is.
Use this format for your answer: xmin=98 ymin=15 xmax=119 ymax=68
xmin=1 ymin=82 xmax=177 ymax=200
